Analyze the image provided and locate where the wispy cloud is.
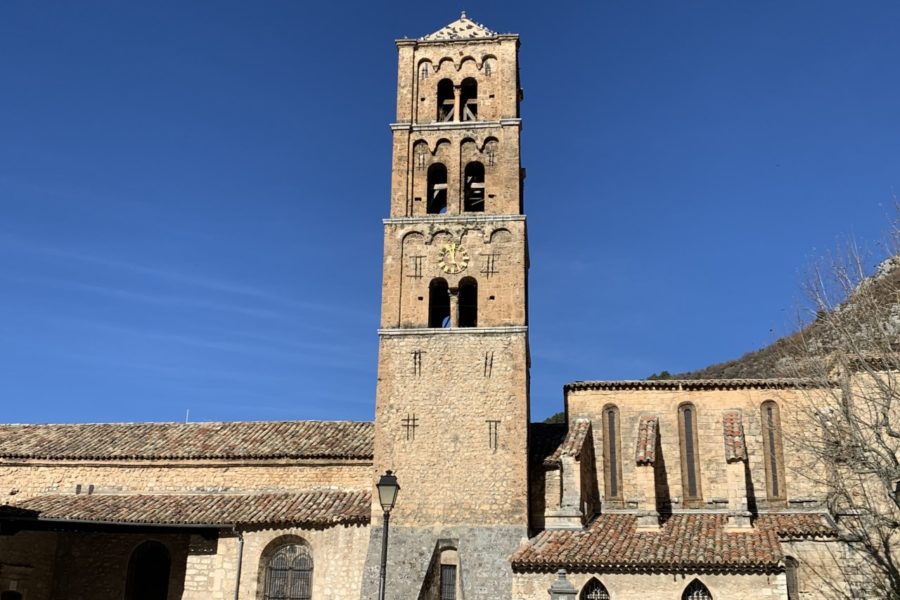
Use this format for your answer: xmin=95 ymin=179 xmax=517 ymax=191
xmin=0 ymin=234 xmax=371 ymax=320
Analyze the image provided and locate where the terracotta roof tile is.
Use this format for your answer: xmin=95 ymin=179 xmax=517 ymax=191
xmin=0 ymin=421 xmax=373 ymax=461
xmin=565 ymin=378 xmax=821 ymax=392
xmin=723 ymin=411 xmax=747 ymax=462
xmin=511 ymin=513 xmax=834 ymax=574
xmin=5 ymin=489 xmax=370 ymax=527
xmin=544 ymin=419 xmax=591 ymax=466
xmin=635 ymin=415 xmax=658 ymax=466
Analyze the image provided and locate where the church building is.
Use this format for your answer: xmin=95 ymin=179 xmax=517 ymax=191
xmin=0 ymin=14 xmax=860 ymax=600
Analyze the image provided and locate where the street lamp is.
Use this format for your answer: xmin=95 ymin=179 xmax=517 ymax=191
xmin=376 ymin=470 xmax=400 ymax=600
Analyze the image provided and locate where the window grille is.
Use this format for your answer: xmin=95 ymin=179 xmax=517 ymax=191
xmin=682 ymin=579 xmax=712 ymax=600
xmin=440 ymin=564 xmax=457 ymax=600
xmin=580 ymin=579 xmax=610 ymax=600
xmin=264 ymin=544 xmax=312 ymax=600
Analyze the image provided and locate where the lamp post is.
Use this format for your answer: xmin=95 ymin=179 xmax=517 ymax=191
xmin=376 ymin=470 xmax=400 ymax=600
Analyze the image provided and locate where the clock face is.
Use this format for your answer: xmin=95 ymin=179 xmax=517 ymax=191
xmin=438 ymin=243 xmax=470 ymax=274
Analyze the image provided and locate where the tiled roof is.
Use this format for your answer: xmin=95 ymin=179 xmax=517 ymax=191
xmin=723 ymin=411 xmax=747 ymax=463
xmin=635 ymin=415 xmax=658 ymax=466
xmin=420 ymin=12 xmax=498 ymax=41
xmin=0 ymin=421 xmax=373 ymax=461
xmin=544 ymin=419 xmax=591 ymax=466
xmin=5 ymin=489 xmax=370 ymax=528
xmin=565 ymin=378 xmax=822 ymax=392
xmin=511 ymin=513 xmax=834 ymax=574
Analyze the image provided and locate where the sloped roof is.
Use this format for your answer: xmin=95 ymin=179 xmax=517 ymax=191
xmin=543 ymin=419 xmax=591 ymax=466
xmin=511 ymin=513 xmax=834 ymax=574
xmin=420 ymin=12 xmax=498 ymax=42
xmin=0 ymin=420 xmax=373 ymax=461
xmin=6 ymin=489 xmax=370 ymax=527
xmin=565 ymin=378 xmax=822 ymax=392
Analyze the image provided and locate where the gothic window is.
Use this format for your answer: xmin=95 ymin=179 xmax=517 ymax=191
xmin=579 ymin=578 xmax=610 ymax=600
xmin=602 ymin=405 xmax=623 ymax=502
xmin=785 ymin=556 xmax=799 ymax=600
xmin=263 ymin=543 xmax=313 ymax=600
xmin=437 ymin=79 xmax=455 ymax=122
xmin=458 ymin=277 xmax=477 ymax=327
xmin=440 ymin=565 xmax=457 ymax=600
xmin=682 ymin=579 xmax=712 ymax=600
xmin=124 ymin=541 xmax=171 ymax=600
xmin=427 ymin=163 xmax=448 ymax=214
xmin=678 ymin=403 xmax=703 ymax=505
xmin=761 ymin=400 xmax=787 ymax=501
xmin=429 ymin=278 xmax=450 ymax=328
xmin=460 ymin=77 xmax=477 ymax=121
xmin=463 ymin=162 xmax=485 ymax=212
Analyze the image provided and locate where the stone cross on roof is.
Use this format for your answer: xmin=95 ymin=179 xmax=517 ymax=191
xmin=420 ymin=12 xmax=498 ymax=41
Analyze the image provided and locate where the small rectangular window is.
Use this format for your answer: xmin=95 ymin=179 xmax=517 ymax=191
xmin=440 ymin=565 xmax=457 ymax=600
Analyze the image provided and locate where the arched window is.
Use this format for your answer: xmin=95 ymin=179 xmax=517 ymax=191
xmin=437 ymin=79 xmax=455 ymax=122
xmin=458 ymin=277 xmax=477 ymax=327
xmin=463 ymin=162 xmax=485 ymax=212
xmin=460 ymin=77 xmax=477 ymax=120
xmin=579 ymin=578 xmax=610 ymax=600
xmin=785 ymin=556 xmax=799 ymax=600
xmin=682 ymin=579 xmax=712 ymax=600
xmin=427 ymin=164 xmax=448 ymax=214
xmin=761 ymin=400 xmax=787 ymax=501
xmin=429 ymin=278 xmax=450 ymax=328
xmin=602 ymin=405 xmax=623 ymax=502
xmin=124 ymin=541 xmax=171 ymax=600
xmin=678 ymin=403 xmax=702 ymax=505
xmin=263 ymin=543 xmax=313 ymax=600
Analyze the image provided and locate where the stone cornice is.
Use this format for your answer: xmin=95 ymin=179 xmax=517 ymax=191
xmin=390 ymin=118 xmax=521 ymax=132
xmin=383 ymin=215 xmax=525 ymax=226
xmin=379 ymin=326 xmax=527 ymax=336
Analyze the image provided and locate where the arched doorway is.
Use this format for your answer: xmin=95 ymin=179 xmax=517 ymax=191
xmin=125 ymin=541 xmax=171 ymax=600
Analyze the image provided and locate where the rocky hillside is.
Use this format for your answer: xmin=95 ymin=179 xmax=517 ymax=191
xmin=679 ymin=255 xmax=900 ymax=379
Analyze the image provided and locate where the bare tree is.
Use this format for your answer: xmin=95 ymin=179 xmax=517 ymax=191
xmin=786 ymin=208 xmax=900 ymax=598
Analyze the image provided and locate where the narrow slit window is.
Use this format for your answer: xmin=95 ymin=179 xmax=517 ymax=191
xmin=602 ymin=405 xmax=622 ymax=501
xmin=785 ymin=557 xmax=799 ymax=600
xmin=463 ymin=162 xmax=485 ymax=212
xmin=761 ymin=400 xmax=787 ymax=501
xmin=427 ymin=163 xmax=448 ymax=214
xmin=428 ymin=278 xmax=450 ymax=328
xmin=458 ymin=277 xmax=477 ymax=327
xmin=679 ymin=403 xmax=702 ymax=504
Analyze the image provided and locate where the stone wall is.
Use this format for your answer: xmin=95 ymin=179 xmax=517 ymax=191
xmin=0 ymin=459 xmax=371 ymax=501
xmin=513 ymin=570 xmax=787 ymax=599
xmin=374 ymin=329 xmax=529 ymax=527
xmin=566 ymin=386 xmax=826 ymax=511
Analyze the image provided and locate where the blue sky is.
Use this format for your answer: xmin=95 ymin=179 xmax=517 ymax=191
xmin=1 ymin=1 xmax=898 ymax=424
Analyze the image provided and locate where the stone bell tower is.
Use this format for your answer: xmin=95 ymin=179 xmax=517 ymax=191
xmin=363 ymin=13 xmax=529 ymax=600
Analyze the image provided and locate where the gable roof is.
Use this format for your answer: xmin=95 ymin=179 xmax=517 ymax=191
xmin=0 ymin=420 xmax=373 ymax=461
xmin=511 ymin=513 xmax=834 ymax=574
xmin=5 ymin=489 xmax=370 ymax=528
xmin=420 ymin=12 xmax=498 ymax=42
